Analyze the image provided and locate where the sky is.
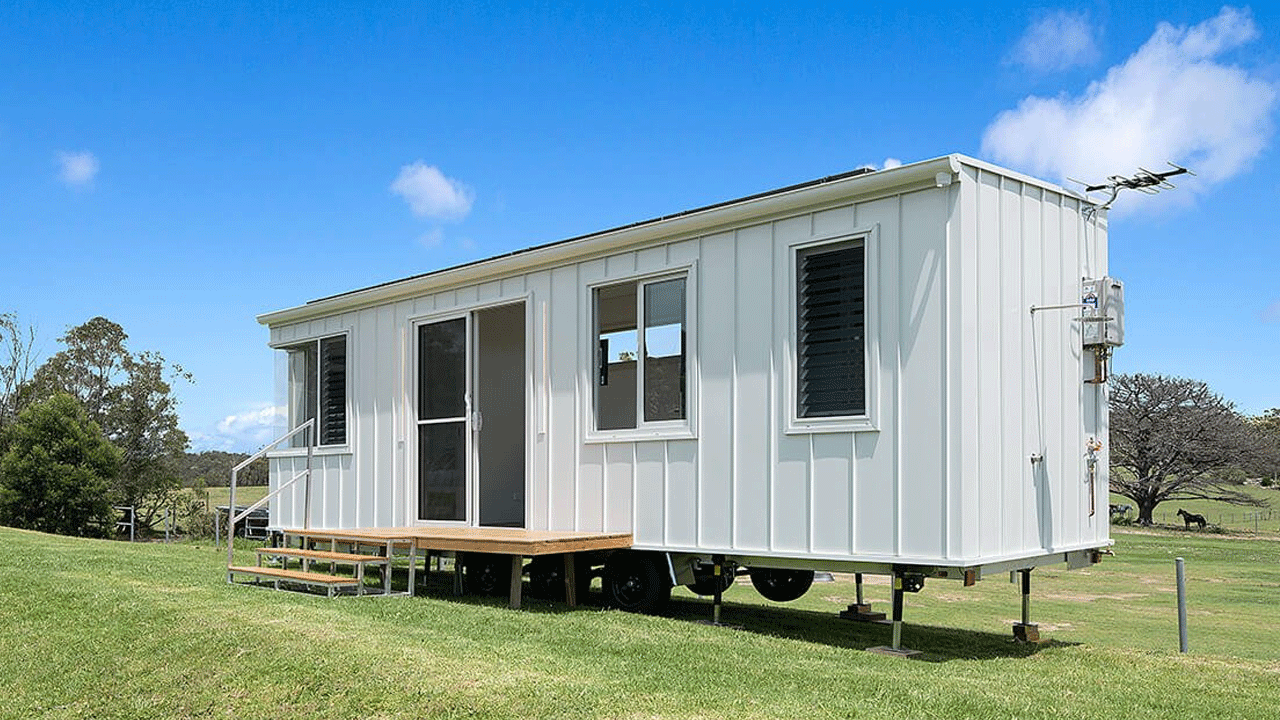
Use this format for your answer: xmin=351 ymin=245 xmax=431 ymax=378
xmin=2 ymin=1 xmax=1278 ymax=453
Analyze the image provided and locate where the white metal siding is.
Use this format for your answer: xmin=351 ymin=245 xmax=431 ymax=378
xmin=266 ymin=156 xmax=1110 ymax=567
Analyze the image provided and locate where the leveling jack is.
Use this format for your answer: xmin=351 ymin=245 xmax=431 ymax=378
xmin=867 ymin=572 xmax=924 ymax=658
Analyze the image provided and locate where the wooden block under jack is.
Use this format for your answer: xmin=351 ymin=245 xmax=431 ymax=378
xmin=840 ymin=603 xmax=889 ymax=623
xmin=1013 ymin=622 xmax=1045 ymax=643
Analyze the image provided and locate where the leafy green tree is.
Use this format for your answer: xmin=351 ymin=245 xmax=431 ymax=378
xmin=0 ymin=393 xmax=121 ymax=536
xmin=1110 ymin=373 xmax=1268 ymax=525
xmin=28 ymin=317 xmax=190 ymax=531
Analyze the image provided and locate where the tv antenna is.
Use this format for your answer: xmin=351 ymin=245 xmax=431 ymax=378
xmin=1069 ymin=162 xmax=1194 ymax=216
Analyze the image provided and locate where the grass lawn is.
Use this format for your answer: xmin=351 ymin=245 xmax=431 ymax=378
xmin=199 ymin=484 xmax=269 ymax=510
xmin=2 ymin=526 xmax=1277 ymax=720
xmin=1110 ymin=485 xmax=1279 ymax=532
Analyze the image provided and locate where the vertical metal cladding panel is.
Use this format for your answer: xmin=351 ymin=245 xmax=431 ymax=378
xmin=1020 ymin=187 xmax=1047 ymax=552
xmin=633 ymin=441 xmax=665 ymax=546
xmin=604 ymin=443 xmax=634 ymax=534
xmin=854 ymin=195 xmax=901 ymax=558
xmin=898 ymin=187 xmax=949 ymax=560
xmin=665 ymin=440 xmax=698 ymax=547
xmin=811 ymin=433 xmax=853 ymax=555
xmin=732 ymin=223 xmax=773 ymax=551
xmin=697 ymin=231 xmax=736 ymax=549
xmin=952 ymin=167 xmax=981 ymax=561
xmin=975 ymin=170 xmax=1005 ymax=558
xmin=576 ymin=258 xmax=608 ymax=533
xmin=772 ymin=214 xmax=815 ymax=554
xmin=548 ymin=265 xmax=580 ymax=531
xmin=998 ymin=177 xmax=1026 ymax=557
xmin=1040 ymin=195 xmax=1066 ymax=551
xmin=578 ymin=442 xmax=605 ymax=533
xmin=526 ymin=270 xmax=552 ymax=531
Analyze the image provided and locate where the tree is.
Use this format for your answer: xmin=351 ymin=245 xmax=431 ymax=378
xmin=27 ymin=317 xmax=190 ymax=530
xmin=0 ymin=393 xmax=121 ymax=536
xmin=1109 ymin=373 xmax=1268 ymax=524
xmin=0 ymin=312 xmax=39 ymax=428
xmin=1252 ymin=408 xmax=1280 ymax=480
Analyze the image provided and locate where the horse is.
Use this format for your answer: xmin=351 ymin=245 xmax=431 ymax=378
xmin=1109 ymin=503 xmax=1133 ymax=518
xmin=1176 ymin=508 xmax=1207 ymax=530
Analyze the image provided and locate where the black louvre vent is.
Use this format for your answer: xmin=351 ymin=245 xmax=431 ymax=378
xmin=797 ymin=244 xmax=865 ymax=417
xmin=319 ymin=336 xmax=347 ymax=445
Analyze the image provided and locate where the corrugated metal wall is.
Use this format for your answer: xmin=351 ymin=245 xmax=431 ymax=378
xmin=267 ymin=157 xmax=1110 ymax=566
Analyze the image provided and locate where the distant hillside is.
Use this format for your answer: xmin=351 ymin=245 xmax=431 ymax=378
xmin=178 ymin=450 xmax=268 ymax=487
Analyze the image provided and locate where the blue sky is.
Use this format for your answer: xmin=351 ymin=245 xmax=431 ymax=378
xmin=2 ymin=2 xmax=1278 ymax=452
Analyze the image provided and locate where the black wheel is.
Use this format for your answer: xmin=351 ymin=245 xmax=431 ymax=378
xmin=463 ymin=553 xmax=511 ymax=596
xmin=749 ymin=567 xmax=815 ymax=602
xmin=686 ymin=563 xmax=735 ymax=596
xmin=528 ymin=555 xmax=593 ymax=601
xmin=604 ymin=552 xmax=671 ymax=613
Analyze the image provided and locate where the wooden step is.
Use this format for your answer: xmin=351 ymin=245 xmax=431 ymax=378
xmin=256 ymin=547 xmax=389 ymax=565
xmin=228 ymin=565 xmax=362 ymax=598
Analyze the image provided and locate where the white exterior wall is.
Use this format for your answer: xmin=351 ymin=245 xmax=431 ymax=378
xmin=265 ymin=155 xmax=1111 ymax=568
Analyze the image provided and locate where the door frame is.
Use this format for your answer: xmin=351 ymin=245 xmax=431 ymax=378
xmin=407 ymin=296 xmax=532 ymax=528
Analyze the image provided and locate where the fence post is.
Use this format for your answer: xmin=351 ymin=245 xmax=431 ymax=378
xmin=1175 ymin=557 xmax=1188 ymax=653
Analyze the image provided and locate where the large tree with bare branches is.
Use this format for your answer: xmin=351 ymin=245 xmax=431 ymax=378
xmin=1109 ymin=373 xmax=1267 ymax=524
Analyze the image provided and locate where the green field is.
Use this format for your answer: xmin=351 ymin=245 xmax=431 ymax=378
xmin=2 ymin=526 xmax=1277 ymax=719
xmin=1110 ymin=485 xmax=1279 ymax=532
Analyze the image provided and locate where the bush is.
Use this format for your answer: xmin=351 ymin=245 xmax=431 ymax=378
xmin=0 ymin=394 xmax=121 ymax=536
xmin=1262 ymin=477 xmax=1275 ymax=488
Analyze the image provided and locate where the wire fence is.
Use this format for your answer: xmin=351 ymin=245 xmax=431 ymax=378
xmin=1144 ymin=509 xmax=1277 ymax=532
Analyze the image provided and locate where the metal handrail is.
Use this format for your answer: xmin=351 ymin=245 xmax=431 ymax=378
xmin=227 ymin=419 xmax=315 ymax=568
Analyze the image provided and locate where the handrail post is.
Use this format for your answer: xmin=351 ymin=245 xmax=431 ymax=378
xmin=225 ymin=418 xmax=314 ymax=573
xmin=227 ymin=467 xmax=238 ymax=568
xmin=304 ymin=423 xmax=314 ymax=530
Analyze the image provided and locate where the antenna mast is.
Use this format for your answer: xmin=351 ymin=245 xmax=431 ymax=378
xmin=1070 ymin=162 xmax=1195 ymax=216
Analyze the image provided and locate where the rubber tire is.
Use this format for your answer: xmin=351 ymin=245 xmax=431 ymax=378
xmin=527 ymin=555 xmax=592 ymax=601
xmin=604 ymin=552 xmax=671 ymax=613
xmin=463 ymin=553 xmax=511 ymax=596
xmin=686 ymin=563 xmax=735 ymax=596
xmin=749 ymin=567 xmax=815 ymax=602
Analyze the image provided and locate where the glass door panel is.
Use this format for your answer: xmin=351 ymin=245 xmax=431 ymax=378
xmin=417 ymin=317 xmax=468 ymax=522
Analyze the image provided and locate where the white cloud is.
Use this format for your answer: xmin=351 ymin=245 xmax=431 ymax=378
xmin=881 ymin=158 xmax=902 ymax=170
xmin=417 ymin=228 xmax=445 ymax=249
xmin=1008 ymin=10 xmax=1100 ymax=72
xmin=390 ymin=161 xmax=474 ymax=220
xmin=189 ymin=404 xmax=286 ymax=453
xmin=982 ymin=7 xmax=1277 ymax=209
xmin=56 ymin=150 xmax=99 ymax=187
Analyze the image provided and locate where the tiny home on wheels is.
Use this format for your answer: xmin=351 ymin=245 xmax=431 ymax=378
xmin=252 ymin=154 xmax=1121 ymax=647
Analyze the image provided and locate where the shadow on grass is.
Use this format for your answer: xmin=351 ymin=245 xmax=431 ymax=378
xmin=407 ymin=569 xmax=1073 ymax=662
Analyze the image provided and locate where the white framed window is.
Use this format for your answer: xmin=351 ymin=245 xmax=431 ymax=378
xmin=284 ymin=334 xmax=348 ymax=447
xmin=788 ymin=229 xmax=878 ymax=433
xmin=592 ymin=273 xmax=689 ymax=434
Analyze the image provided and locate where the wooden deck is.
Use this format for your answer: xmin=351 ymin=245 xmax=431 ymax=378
xmin=285 ymin=526 xmax=633 ymax=556
xmin=272 ymin=526 xmax=634 ymax=609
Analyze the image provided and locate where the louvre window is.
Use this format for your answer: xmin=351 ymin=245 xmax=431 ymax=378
xmin=287 ymin=335 xmax=348 ymax=446
xmin=797 ymin=242 xmax=865 ymax=418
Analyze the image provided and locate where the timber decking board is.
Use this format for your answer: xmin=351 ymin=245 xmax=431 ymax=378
xmin=228 ymin=565 xmax=361 ymax=586
xmin=256 ymin=548 xmax=388 ymax=564
xmin=284 ymin=527 xmax=633 ymax=556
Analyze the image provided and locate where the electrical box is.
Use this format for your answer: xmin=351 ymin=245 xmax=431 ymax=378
xmin=1081 ymin=277 xmax=1124 ymax=347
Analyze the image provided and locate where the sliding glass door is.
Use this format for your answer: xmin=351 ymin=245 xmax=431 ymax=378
xmin=417 ymin=317 xmax=468 ymax=522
